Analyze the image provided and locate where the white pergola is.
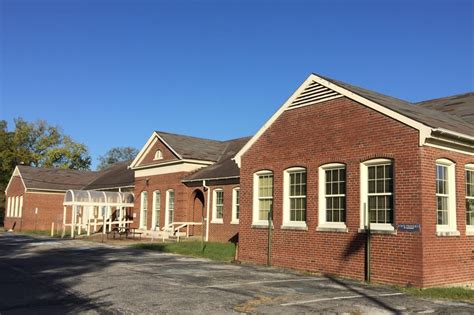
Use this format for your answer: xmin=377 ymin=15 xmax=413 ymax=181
xmin=63 ymin=189 xmax=134 ymax=238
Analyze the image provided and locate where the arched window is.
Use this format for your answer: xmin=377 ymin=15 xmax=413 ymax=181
xmin=360 ymin=159 xmax=394 ymax=231
xmin=152 ymin=190 xmax=161 ymax=230
xmin=318 ymin=163 xmax=347 ymax=231
xmin=231 ymin=187 xmax=240 ymax=224
xmin=465 ymin=164 xmax=474 ymax=235
xmin=165 ymin=190 xmax=175 ymax=226
xmin=154 ymin=150 xmax=163 ymax=160
xmin=212 ymin=189 xmax=224 ymax=223
xmin=252 ymin=170 xmax=273 ymax=225
xmin=140 ymin=191 xmax=148 ymax=229
xmin=436 ymin=159 xmax=457 ymax=235
xmin=283 ymin=167 xmax=307 ymax=228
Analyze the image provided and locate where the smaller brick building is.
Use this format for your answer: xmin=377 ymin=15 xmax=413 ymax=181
xmin=129 ymin=131 xmax=249 ymax=242
xmin=4 ymin=161 xmax=135 ymax=232
xmin=4 ymin=166 xmax=98 ymax=231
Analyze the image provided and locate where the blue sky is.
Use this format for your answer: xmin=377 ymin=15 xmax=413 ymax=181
xmin=1 ymin=0 xmax=473 ymax=169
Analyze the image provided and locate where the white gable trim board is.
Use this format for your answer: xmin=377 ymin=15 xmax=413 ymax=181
xmin=234 ymin=74 xmax=473 ymax=167
xmin=130 ymin=132 xmax=183 ymax=169
xmin=4 ymin=166 xmax=27 ymax=194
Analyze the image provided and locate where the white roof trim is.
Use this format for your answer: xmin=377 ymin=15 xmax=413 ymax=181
xmin=5 ymin=166 xmax=27 ymax=194
xmin=129 ymin=131 xmax=183 ymax=169
xmin=234 ymin=73 xmax=435 ymax=167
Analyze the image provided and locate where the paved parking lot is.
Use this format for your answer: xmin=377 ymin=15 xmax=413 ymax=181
xmin=0 ymin=233 xmax=473 ymax=314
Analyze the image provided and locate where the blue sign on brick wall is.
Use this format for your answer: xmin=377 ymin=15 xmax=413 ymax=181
xmin=398 ymin=224 xmax=421 ymax=232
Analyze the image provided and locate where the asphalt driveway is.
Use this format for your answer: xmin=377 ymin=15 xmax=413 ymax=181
xmin=0 ymin=233 xmax=472 ymax=314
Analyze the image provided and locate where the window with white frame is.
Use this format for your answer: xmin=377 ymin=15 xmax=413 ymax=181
xmin=465 ymin=165 xmax=474 ymax=233
xmin=18 ymin=196 xmax=23 ymax=217
xmin=15 ymin=196 xmax=19 ymax=217
xmin=283 ymin=167 xmax=307 ymax=227
xmin=154 ymin=149 xmax=163 ymax=160
xmin=140 ymin=191 xmax=148 ymax=229
xmin=252 ymin=171 xmax=273 ymax=225
xmin=318 ymin=164 xmax=346 ymax=229
xmin=152 ymin=190 xmax=161 ymax=230
xmin=165 ymin=189 xmax=175 ymax=226
xmin=212 ymin=189 xmax=224 ymax=223
xmin=436 ymin=159 xmax=457 ymax=233
xmin=6 ymin=197 xmax=11 ymax=217
xmin=360 ymin=159 xmax=394 ymax=231
xmin=231 ymin=187 xmax=240 ymax=224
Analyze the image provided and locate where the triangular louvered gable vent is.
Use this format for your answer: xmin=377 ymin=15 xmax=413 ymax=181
xmin=288 ymin=81 xmax=343 ymax=109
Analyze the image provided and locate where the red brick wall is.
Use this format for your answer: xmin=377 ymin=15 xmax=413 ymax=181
xmin=420 ymin=146 xmax=474 ymax=287
xmin=207 ymin=183 xmax=240 ymax=243
xmin=4 ymin=175 xmax=26 ymax=230
xmin=4 ymin=175 xmax=65 ymax=232
xmin=238 ymin=96 xmax=425 ymax=286
xmin=134 ymin=173 xmax=239 ymax=243
xmin=134 ymin=172 xmax=190 ymax=230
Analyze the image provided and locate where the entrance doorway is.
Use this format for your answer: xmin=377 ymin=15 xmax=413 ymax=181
xmin=191 ymin=189 xmax=205 ymax=236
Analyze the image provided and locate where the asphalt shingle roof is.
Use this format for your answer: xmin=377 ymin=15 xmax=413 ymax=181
xmin=157 ymin=131 xmax=228 ymax=162
xmin=416 ymin=92 xmax=474 ymax=125
xmin=320 ymin=74 xmax=474 ymax=137
xmin=183 ymin=136 xmax=251 ymax=182
xmin=82 ymin=160 xmax=134 ymax=190
xmin=18 ymin=165 xmax=99 ymax=191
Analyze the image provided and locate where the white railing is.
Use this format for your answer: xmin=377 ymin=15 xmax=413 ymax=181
xmin=161 ymin=221 xmax=203 ymax=242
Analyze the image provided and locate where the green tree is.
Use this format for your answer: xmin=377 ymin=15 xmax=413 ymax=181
xmin=0 ymin=118 xmax=92 ymax=224
xmin=97 ymin=147 xmax=138 ymax=170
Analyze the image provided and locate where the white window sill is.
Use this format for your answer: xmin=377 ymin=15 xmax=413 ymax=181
xmin=317 ymin=224 xmax=348 ymax=233
xmin=436 ymin=230 xmax=460 ymax=237
xmin=466 ymin=229 xmax=474 ymax=236
xmin=211 ymin=220 xmax=223 ymax=224
xmin=281 ymin=224 xmax=308 ymax=231
xmin=230 ymin=220 xmax=239 ymax=225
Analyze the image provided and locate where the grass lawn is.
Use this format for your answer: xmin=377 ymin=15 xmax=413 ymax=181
xmin=399 ymin=286 xmax=474 ymax=303
xmin=132 ymin=241 xmax=236 ymax=262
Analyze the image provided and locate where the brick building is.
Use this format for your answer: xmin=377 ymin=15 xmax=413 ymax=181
xmin=3 ymin=72 xmax=473 ymax=287
xmin=234 ymin=73 xmax=474 ymax=288
xmin=129 ymin=131 xmax=249 ymax=242
xmin=4 ymin=161 xmax=134 ymax=232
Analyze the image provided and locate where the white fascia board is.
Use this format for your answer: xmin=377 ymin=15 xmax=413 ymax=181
xmin=234 ymin=74 xmax=317 ymax=167
xmin=26 ymin=190 xmax=66 ymax=195
xmin=132 ymin=159 xmax=214 ymax=171
xmin=5 ymin=166 xmax=27 ymax=194
xmin=134 ymin=162 xmax=207 ymax=178
xmin=129 ymin=132 xmax=160 ymax=169
xmin=234 ymin=74 xmax=435 ymax=167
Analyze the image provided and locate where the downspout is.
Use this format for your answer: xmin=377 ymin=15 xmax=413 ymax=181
xmin=203 ymin=180 xmax=210 ymax=242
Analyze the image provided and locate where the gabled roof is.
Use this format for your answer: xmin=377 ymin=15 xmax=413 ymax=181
xmin=83 ymin=160 xmax=134 ymax=190
xmin=16 ymin=165 xmax=99 ymax=191
xmin=234 ymin=73 xmax=474 ymax=166
xmin=182 ymin=136 xmax=251 ymax=182
xmin=129 ymin=131 xmax=229 ymax=169
xmin=157 ymin=131 xmax=227 ymax=162
xmin=416 ymin=92 xmax=474 ymax=125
